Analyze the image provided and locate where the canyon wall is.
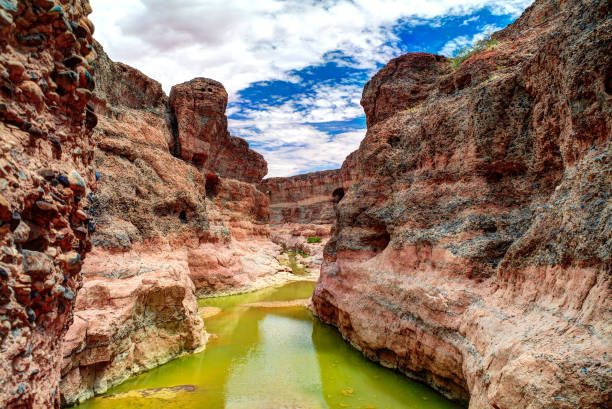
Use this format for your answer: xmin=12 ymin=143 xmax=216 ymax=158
xmin=58 ymin=43 xmax=295 ymax=405
xmin=58 ymin=42 xmax=207 ymax=405
xmin=259 ymin=169 xmax=344 ymax=225
xmin=170 ymin=78 xmax=267 ymax=183
xmin=312 ymin=0 xmax=611 ymax=408
xmin=0 ymin=1 xmax=98 ymax=407
xmin=259 ymin=169 xmax=349 ymax=272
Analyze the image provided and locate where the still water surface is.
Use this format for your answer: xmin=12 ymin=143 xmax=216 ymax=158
xmin=75 ymin=281 xmax=462 ymax=409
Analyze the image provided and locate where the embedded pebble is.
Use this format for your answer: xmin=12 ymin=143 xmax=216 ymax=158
xmin=68 ymin=170 xmax=86 ymax=192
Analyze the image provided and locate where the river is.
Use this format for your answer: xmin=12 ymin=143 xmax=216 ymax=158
xmin=74 ymin=281 xmax=462 ymax=409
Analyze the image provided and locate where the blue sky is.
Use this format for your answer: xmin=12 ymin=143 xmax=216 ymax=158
xmin=91 ymin=0 xmax=531 ymax=177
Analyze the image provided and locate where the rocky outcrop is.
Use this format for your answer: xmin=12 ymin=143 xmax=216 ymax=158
xmin=57 ymin=43 xmax=207 ymax=405
xmin=58 ymin=43 xmax=295 ymax=404
xmin=85 ymin=45 xmax=287 ymax=297
xmin=59 ymin=255 xmax=205 ymax=405
xmin=0 ymin=1 xmax=98 ymax=407
xmin=259 ymin=169 xmax=345 ymax=225
xmin=312 ymin=1 xmax=611 ymax=408
xmin=259 ymin=170 xmax=350 ymax=272
xmin=169 ymin=78 xmax=267 ymax=183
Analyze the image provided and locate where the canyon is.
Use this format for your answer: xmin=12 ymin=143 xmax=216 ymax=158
xmin=58 ymin=42 xmax=311 ymax=405
xmin=0 ymin=0 xmax=610 ymax=408
xmin=311 ymin=0 xmax=611 ymax=408
xmin=259 ymin=169 xmax=350 ymax=272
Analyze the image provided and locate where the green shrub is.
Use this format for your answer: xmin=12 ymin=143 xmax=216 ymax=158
xmin=282 ymin=250 xmax=307 ymax=275
xmin=307 ymin=236 xmax=322 ymax=243
xmin=449 ymin=37 xmax=499 ymax=69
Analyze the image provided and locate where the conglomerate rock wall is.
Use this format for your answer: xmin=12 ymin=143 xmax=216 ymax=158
xmin=312 ymin=0 xmax=611 ymax=408
xmin=0 ymin=1 xmax=98 ymax=407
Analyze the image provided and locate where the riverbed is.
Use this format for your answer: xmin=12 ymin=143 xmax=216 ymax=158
xmin=74 ymin=281 xmax=462 ymax=409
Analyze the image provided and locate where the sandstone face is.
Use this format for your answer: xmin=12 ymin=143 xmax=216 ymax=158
xmin=259 ymin=169 xmax=345 ymax=225
xmin=0 ymin=1 xmax=97 ymax=407
xmin=169 ymin=78 xmax=267 ymax=183
xmin=258 ymin=169 xmax=350 ymax=271
xmin=312 ymin=1 xmax=611 ymax=408
xmin=59 ymin=252 xmax=205 ymax=405
xmin=59 ymin=44 xmax=296 ymax=402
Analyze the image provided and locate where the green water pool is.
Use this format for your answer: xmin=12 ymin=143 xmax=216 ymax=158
xmin=74 ymin=281 xmax=463 ymax=409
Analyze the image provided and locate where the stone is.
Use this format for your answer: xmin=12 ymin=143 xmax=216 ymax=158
xmin=55 ymin=70 xmax=78 ymax=92
xmin=57 ymin=174 xmax=69 ymax=187
xmin=35 ymin=200 xmax=57 ymax=213
xmin=6 ymin=59 xmax=24 ymax=82
xmin=67 ymin=170 xmax=86 ymax=193
xmin=0 ymin=194 xmax=11 ymax=221
xmin=312 ymin=1 xmax=611 ymax=408
xmin=0 ymin=9 xmax=13 ymax=26
xmin=0 ymin=0 xmax=18 ymax=12
xmin=13 ymin=221 xmax=30 ymax=243
xmin=22 ymin=250 xmax=53 ymax=277
xmin=169 ymin=78 xmax=267 ymax=183
xmin=18 ymin=81 xmax=44 ymax=107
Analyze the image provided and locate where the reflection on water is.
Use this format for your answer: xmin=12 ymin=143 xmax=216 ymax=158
xmin=74 ymin=281 xmax=463 ymax=409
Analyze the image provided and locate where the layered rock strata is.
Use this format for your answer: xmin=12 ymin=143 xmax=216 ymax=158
xmin=59 ymin=260 xmax=205 ymax=405
xmin=312 ymin=1 xmax=611 ymax=408
xmin=0 ymin=1 xmax=98 ymax=407
xmin=259 ymin=169 xmax=349 ymax=271
xmin=59 ymin=44 xmax=293 ymax=404
xmin=259 ymin=169 xmax=344 ymax=225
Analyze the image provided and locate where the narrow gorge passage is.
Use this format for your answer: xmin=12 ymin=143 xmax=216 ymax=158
xmin=2 ymin=1 xmax=609 ymax=408
xmin=72 ymin=282 xmax=463 ymax=409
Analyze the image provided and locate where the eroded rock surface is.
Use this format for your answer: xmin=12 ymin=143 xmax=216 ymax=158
xmin=0 ymin=1 xmax=97 ymax=407
xmin=312 ymin=1 xmax=611 ymax=408
xmin=169 ymin=78 xmax=267 ymax=183
xmin=59 ymin=44 xmax=295 ymax=404
xmin=259 ymin=169 xmax=350 ymax=272
xmin=60 ymin=258 xmax=205 ymax=405
xmin=259 ymin=169 xmax=345 ymax=225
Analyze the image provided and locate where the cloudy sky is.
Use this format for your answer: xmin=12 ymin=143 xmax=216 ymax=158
xmin=90 ymin=0 xmax=531 ymax=177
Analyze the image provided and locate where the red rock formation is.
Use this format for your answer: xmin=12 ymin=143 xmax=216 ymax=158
xmin=169 ymin=78 xmax=267 ymax=183
xmin=312 ymin=1 xmax=611 ymax=408
xmin=60 ymin=254 xmax=205 ymax=405
xmin=259 ymin=169 xmax=345 ymax=225
xmin=258 ymin=169 xmax=351 ymax=272
xmin=59 ymin=43 xmax=300 ymax=403
xmin=0 ymin=1 xmax=98 ymax=407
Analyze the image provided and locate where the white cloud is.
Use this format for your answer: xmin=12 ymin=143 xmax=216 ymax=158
xmin=89 ymin=0 xmax=531 ymax=177
xmin=254 ymin=127 xmax=365 ymax=177
xmin=438 ymin=23 xmax=502 ymax=57
xmin=90 ymin=0 xmax=532 ymax=95
xmin=461 ymin=15 xmax=480 ymax=25
xmin=228 ymin=82 xmax=365 ymax=176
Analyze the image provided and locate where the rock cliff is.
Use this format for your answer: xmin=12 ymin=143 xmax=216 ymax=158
xmin=169 ymin=78 xmax=267 ymax=183
xmin=0 ymin=1 xmax=98 ymax=407
xmin=259 ymin=169 xmax=350 ymax=273
xmin=57 ymin=43 xmax=207 ymax=405
xmin=58 ymin=43 xmax=295 ymax=404
xmin=312 ymin=0 xmax=611 ymax=408
xmin=259 ymin=169 xmax=344 ymax=225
